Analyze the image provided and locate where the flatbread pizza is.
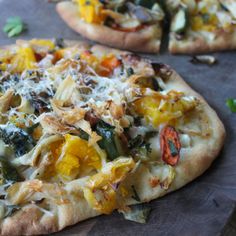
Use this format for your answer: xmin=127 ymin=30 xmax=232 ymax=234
xmin=0 ymin=38 xmax=225 ymax=235
xmin=56 ymin=0 xmax=164 ymax=53
xmin=56 ymin=0 xmax=236 ymax=54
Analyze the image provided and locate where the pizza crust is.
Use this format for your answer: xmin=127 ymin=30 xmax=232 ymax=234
xmin=169 ymin=30 xmax=236 ymax=54
xmin=0 ymin=41 xmax=225 ymax=235
xmin=121 ymin=68 xmax=225 ymax=204
xmin=56 ymin=2 xmax=161 ymax=53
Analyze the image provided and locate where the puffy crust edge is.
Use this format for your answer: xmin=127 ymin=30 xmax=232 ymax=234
xmin=169 ymin=31 xmax=236 ymax=54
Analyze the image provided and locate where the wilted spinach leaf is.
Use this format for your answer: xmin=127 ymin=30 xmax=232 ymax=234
xmin=95 ymin=120 xmax=119 ymax=160
xmin=121 ymin=204 xmax=151 ymax=223
xmin=0 ymin=156 xmax=23 ymax=182
xmin=0 ymin=124 xmax=34 ymax=157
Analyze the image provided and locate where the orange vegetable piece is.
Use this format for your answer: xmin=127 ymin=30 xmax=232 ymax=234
xmin=99 ymin=55 xmax=121 ymax=76
xmin=160 ymin=126 xmax=181 ymax=166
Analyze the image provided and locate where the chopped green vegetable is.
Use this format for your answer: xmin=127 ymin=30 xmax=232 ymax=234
xmin=77 ymin=128 xmax=89 ymax=141
xmin=0 ymin=156 xmax=23 ymax=183
xmin=3 ymin=17 xmax=26 ymax=38
xmin=55 ymin=38 xmax=65 ymax=48
xmin=95 ymin=120 xmax=120 ymax=160
xmin=0 ymin=124 xmax=34 ymax=157
xmin=26 ymin=123 xmax=39 ymax=135
xmin=127 ymin=67 xmax=134 ymax=76
xmin=226 ymin=98 xmax=236 ymax=113
xmin=4 ymin=205 xmax=20 ymax=218
xmin=168 ymin=140 xmax=178 ymax=156
xmin=171 ymin=8 xmax=187 ymax=34
xmin=128 ymin=135 xmax=152 ymax=159
xmin=121 ymin=204 xmax=151 ymax=223
xmin=131 ymin=185 xmax=141 ymax=202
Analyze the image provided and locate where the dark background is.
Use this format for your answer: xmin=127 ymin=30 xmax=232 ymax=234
xmin=0 ymin=0 xmax=236 ymax=235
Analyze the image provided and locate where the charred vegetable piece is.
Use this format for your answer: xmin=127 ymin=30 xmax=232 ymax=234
xmin=55 ymin=38 xmax=65 ymax=48
xmin=29 ymin=91 xmax=53 ymax=114
xmin=0 ymin=124 xmax=34 ymax=157
xmin=26 ymin=123 xmax=39 ymax=135
xmin=77 ymin=0 xmax=105 ymax=24
xmin=171 ymin=8 xmax=187 ymax=34
xmin=0 ymin=157 xmax=22 ymax=182
xmin=160 ymin=126 xmax=181 ymax=166
xmin=4 ymin=205 xmax=20 ymax=218
xmin=128 ymin=135 xmax=152 ymax=159
xmin=131 ymin=185 xmax=141 ymax=202
xmin=95 ymin=120 xmax=120 ymax=160
xmin=121 ymin=204 xmax=151 ymax=223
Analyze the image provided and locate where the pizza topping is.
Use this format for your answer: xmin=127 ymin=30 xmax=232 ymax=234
xmin=95 ymin=120 xmax=121 ymax=161
xmin=160 ymin=126 xmax=181 ymax=166
xmin=9 ymin=47 xmax=37 ymax=73
xmin=120 ymin=204 xmax=151 ymax=223
xmin=75 ymin=0 xmax=164 ymax=31
xmin=84 ymin=158 xmax=135 ymax=214
xmin=0 ymin=156 xmax=23 ymax=183
xmin=77 ymin=0 xmax=106 ymax=24
xmin=171 ymin=8 xmax=187 ymax=34
xmin=0 ymin=124 xmax=34 ymax=157
xmin=2 ymin=205 xmax=20 ymax=219
xmin=55 ymin=134 xmax=102 ymax=180
xmin=133 ymin=91 xmax=198 ymax=127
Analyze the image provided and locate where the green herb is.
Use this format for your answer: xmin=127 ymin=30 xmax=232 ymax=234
xmin=202 ymin=13 xmax=210 ymax=23
xmin=3 ymin=17 xmax=26 ymax=38
xmin=0 ymin=157 xmax=22 ymax=183
xmin=77 ymin=128 xmax=89 ymax=141
xmin=168 ymin=140 xmax=178 ymax=157
xmin=128 ymin=135 xmax=144 ymax=149
xmin=127 ymin=67 xmax=134 ymax=76
xmin=95 ymin=120 xmax=119 ymax=160
xmin=121 ymin=204 xmax=151 ymax=224
xmin=220 ymin=3 xmax=229 ymax=11
xmin=128 ymin=135 xmax=152 ymax=154
xmin=226 ymin=98 xmax=236 ymax=113
xmin=55 ymin=38 xmax=65 ymax=48
xmin=152 ymin=78 xmax=162 ymax=91
xmin=26 ymin=123 xmax=39 ymax=135
xmin=131 ymin=185 xmax=141 ymax=202
xmin=4 ymin=205 xmax=20 ymax=218
xmin=0 ymin=124 xmax=34 ymax=157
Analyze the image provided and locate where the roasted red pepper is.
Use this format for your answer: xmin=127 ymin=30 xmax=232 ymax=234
xmin=160 ymin=126 xmax=181 ymax=166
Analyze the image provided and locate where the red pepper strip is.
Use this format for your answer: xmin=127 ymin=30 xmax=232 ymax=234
xmin=160 ymin=126 xmax=181 ymax=166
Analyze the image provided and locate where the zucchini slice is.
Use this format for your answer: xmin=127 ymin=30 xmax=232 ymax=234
xmin=171 ymin=8 xmax=187 ymax=34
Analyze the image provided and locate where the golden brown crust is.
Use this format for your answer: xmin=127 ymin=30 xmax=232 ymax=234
xmin=1 ymin=205 xmax=58 ymax=235
xmin=56 ymin=1 xmax=161 ymax=53
xmin=165 ymin=70 xmax=225 ymax=191
xmin=122 ymin=69 xmax=225 ymax=204
xmin=169 ymin=30 xmax=236 ymax=54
